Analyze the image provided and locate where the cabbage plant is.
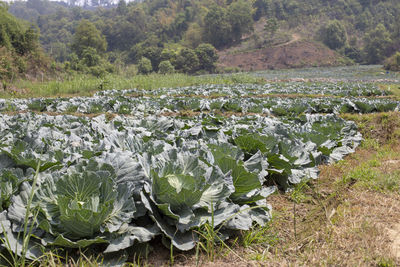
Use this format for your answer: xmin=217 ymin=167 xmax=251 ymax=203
xmin=140 ymin=149 xmax=272 ymax=250
xmin=4 ymin=160 xmax=158 ymax=256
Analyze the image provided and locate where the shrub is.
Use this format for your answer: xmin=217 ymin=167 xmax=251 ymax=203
xmin=384 ymin=52 xmax=400 ymax=71
xmin=0 ymin=47 xmax=16 ymax=80
xmin=158 ymin=60 xmax=175 ymax=74
xmin=318 ymin=20 xmax=347 ymax=50
xmin=137 ymin=57 xmax=152 ymax=74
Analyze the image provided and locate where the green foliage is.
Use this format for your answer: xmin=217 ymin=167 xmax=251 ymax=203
xmin=344 ymin=46 xmax=362 ymax=63
xmin=384 ymin=52 xmax=400 ymax=71
xmin=0 ymin=7 xmax=49 ymax=81
xmin=195 ymin=43 xmax=218 ymax=73
xmin=6 ymin=0 xmax=400 ymax=71
xmin=0 ymin=47 xmax=17 ymax=80
xmin=184 ymin=23 xmax=203 ymax=48
xmin=253 ymin=0 xmax=272 ymax=21
xmin=137 ymin=57 xmax=152 ymax=75
xmin=81 ymin=47 xmax=100 ymax=67
xmin=363 ymin=23 xmax=392 ymax=64
xmin=67 ymin=49 xmax=113 ymax=77
xmin=158 ymin=60 xmax=175 ymax=74
xmin=0 ymin=6 xmax=40 ymax=56
xmin=175 ymin=48 xmax=199 ymax=74
xmin=264 ymin=18 xmax=279 ymax=41
xmin=319 ymin=20 xmax=347 ymax=50
xmin=203 ymin=5 xmax=232 ymax=49
xmin=116 ymin=0 xmax=127 ymax=15
xmin=227 ymin=0 xmax=254 ymax=43
xmin=142 ymin=46 xmax=162 ymax=71
xmin=71 ymin=19 xmax=107 ymax=57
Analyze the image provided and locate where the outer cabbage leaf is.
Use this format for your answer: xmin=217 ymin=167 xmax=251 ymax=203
xmin=139 ymin=148 xmax=272 ymax=251
xmin=0 ymin=168 xmax=32 ymax=211
xmin=209 ymin=145 xmax=267 ymax=204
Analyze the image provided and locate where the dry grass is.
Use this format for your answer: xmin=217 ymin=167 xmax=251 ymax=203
xmin=252 ymin=146 xmax=400 ymax=266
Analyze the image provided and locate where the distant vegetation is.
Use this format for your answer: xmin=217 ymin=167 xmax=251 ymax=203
xmin=384 ymin=52 xmax=400 ymax=71
xmin=0 ymin=2 xmax=51 ymax=89
xmin=0 ymin=0 xmax=399 ymax=81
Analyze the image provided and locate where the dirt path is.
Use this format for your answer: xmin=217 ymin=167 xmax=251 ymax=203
xmin=388 ymin=224 xmax=400 ymax=259
xmin=274 ymin=33 xmax=301 ymax=47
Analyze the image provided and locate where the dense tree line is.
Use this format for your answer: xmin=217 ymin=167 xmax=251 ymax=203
xmin=4 ymin=0 xmax=400 ymax=75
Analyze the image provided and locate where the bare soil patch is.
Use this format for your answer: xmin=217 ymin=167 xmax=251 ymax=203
xmin=388 ymin=224 xmax=400 ymax=259
xmin=218 ymin=40 xmax=346 ymax=71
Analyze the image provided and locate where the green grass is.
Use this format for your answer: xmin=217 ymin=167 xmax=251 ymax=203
xmin=337 ymin=143 xmax=400 ymax=193
xmin=1 ymin=73 xmax=265 ymax=99
xmin=379 ymin=84 xmax=400 ymax=98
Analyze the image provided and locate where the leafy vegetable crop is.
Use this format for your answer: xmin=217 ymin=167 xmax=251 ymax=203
xmin=0 ymin=108 xmax=361 ymax=259
xmin=3 ymin=80 xmax=392 ymax=263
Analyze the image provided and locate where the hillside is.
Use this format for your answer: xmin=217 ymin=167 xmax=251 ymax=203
xmin=218 ymin=36 xmax=347 ymax=71
xmin=0 ymin=3 xmax=52 ymax=90
xmin=5 ymin=0 xmax=400 ymax=75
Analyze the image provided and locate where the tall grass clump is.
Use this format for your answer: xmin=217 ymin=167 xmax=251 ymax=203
xmin=8 ymin=72 xmax=264 ymax=98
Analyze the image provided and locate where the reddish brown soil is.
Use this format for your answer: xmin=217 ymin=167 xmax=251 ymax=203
xmin=218 ymin=40 xmax=345 ymax=71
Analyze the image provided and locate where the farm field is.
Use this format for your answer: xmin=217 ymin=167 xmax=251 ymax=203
xmin=0 ymin=66 xmax=400 ymax=266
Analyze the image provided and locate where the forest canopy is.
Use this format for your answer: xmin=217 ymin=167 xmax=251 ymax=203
xmin=2 ymin=0 xmax=400 ymax=76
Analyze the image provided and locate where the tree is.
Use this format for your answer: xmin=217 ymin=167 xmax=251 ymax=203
xmin=184 ymin=23 xmax=203 ymax=48
xmin=158 ymin=60 xmax=175 ymax=74
xmin=203 ymin=5 xmax=232 ymax=49
xmin=116 ymin=0 xmax=127 ymax=15
xmin=227 ymin=0 xmax=254 ymax=43
xmin=319 ymin=20 xmax=347 ymax=50
xmin=175 ymin=48 xmax=199 ymax=73
xmin=71 ymin=20 xmax=107 ymax=57
xmin=264 ymin=18 xmax=279 ymax=39
xmin=168 ymin=12 xmax=188 ymax=40
xmin=344 ymin=46 xmax=362 ymax=63
xmin=384 ymin=52 xmax=400 ymax=71
xmin=137 ymin=57 xmax=152 ymax=74
xmin=21 ymin=25 xmax=40 ymax=54
xmin=160 ymin=48 xmax=176 ymax=63
xmin=81 ymin=47 xmax=100 ymax=67
xmin=274 ymin=1 xmax=286 ymax=20
xmin=364 ymin=23 xmax=392 ymax=64
xmin=253 ymin=0 xmax=272 ymax=21
xmin=195 ymin=43 xmax=218 ymax=73
xmin=142 ymin=46 xmax=162 ymax=72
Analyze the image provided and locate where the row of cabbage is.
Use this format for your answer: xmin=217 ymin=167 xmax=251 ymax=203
xmin=252 ymin=65 xmax=400 ymax=82
xmin=94 ymin=83 xmax=388 ymax=97
xmin=0 ymin=112 xmax=361 ymax=260
xmin=1 ymin=95 xmax=398 ymax=117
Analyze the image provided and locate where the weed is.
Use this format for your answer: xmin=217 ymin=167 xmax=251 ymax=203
xmin=0 ymin=161 xmax=41 ymax=267
xmin=240 ymin=224 xmax=279 ymax=249
xmin=65 ymin=105 xmax=78 ymax=113
xmin=377 ymin=257 xmax=396 ymax=267
xmin=7 ymin=73 xmax=263 ymax=99
xmin=360 ymin=138 xmax=380 ymax=150
xmin=88 ymin=103 xmax=103 ymax=114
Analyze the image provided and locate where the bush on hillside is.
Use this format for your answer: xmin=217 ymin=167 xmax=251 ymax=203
xmin=137 ymin=57 xmax=152 ymax=74
xmin=318 ymin=20 xmax=347 ymax=50
xmin=158 ymin=60 xmax=175 ymax=74
xmin=384 ymin=52 xmax=400 ymax=71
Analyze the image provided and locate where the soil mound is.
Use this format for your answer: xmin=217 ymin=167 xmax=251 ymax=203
xmin=217 ymin=39 xmax=346 ymax=71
